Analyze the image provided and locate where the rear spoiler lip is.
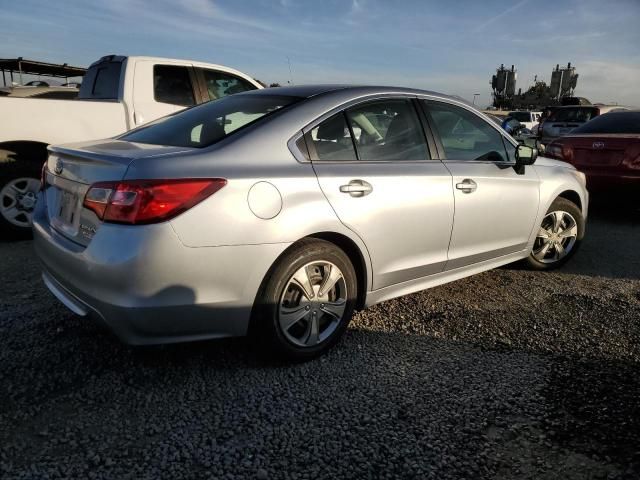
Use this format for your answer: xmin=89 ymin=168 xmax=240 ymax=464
xmin=47 ymin=145 xmax=136 ymax=165
xmin=47 ymin=144 xmax=196 ymax=162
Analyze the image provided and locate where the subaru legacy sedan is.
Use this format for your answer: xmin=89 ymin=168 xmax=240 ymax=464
xmin=33 ymin=86 xmax=588 ymax=359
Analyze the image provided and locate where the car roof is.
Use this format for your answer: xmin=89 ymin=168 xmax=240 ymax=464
xmin=236 ymin=84 xmax=466 ymax=103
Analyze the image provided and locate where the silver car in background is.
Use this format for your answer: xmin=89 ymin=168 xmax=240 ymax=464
xmin=33 ymin=85 xmax=588 ymax=359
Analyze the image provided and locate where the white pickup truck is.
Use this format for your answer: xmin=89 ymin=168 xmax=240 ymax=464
xmin=0 ymin=55 xmax=262 ymax=237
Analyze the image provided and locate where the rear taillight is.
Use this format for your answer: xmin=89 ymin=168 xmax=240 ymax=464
xmin=623 ymin=143 xmax=640 ymax=170
xmin=562 ymin=145 xmax=574 ymax=162
xmin=83 ymin=178 xmax=226 ymax=224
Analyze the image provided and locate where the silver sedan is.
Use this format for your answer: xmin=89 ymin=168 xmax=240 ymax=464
xmin=33 ymin=85 xmax=588 ymax=359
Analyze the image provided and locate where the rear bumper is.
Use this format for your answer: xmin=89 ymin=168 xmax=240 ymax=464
xmin=583 ymin=171 xmax=640 ymax=192
xmin=32 ymin=198 xmax=290 ymax=345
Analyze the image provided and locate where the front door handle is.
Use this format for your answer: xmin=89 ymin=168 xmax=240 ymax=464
xmin=339 ymin=179 xmax=373 ymax=197
xmin=455 ymin=179 xmax=477 ymax=193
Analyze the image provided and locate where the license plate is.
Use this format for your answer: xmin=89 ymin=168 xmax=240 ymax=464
xmin=57 ymin=190 xmax=78 ymax=225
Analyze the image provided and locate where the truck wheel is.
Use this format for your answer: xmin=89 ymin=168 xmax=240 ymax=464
xmin=0 ymin=156 xmax=42 ymax=240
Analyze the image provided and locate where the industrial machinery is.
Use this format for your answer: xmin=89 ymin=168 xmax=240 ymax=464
xmin=490 ymin=62 xmax=584 ymax=110
xmin=491 ymin=64 xmax=517 ymax=109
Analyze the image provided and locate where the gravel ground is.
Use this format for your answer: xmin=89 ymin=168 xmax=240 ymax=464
xmin=0 ymin=201 xmax=638 ymax=479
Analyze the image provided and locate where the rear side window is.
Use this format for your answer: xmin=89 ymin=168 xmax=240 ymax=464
xmin=425 ymin=101 xmax=508 ymax=162
xmin=121 ymin=94 xmax=299 ymax=148
xmin=307 ymin=113 xmax=357 ymax=161
xmin=153 ymin=65 xmax=195 ymax=106
xmin=572 ymin=112 xmax=640 ymax=134
xmin=199 ymin=69 xmax=256 ymax=100
xmin=78 ymin=61 xmax=122 ymax=100
xmin=345 ymin=99 xmax=430 ymax=161
xmin=548 ymin=107 xmax=598 ymax=123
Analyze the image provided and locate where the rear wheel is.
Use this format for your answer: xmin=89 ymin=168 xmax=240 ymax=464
xmin=526 ymin=197 xmax=584 ymax=270
xmin=254 ymin=239 xmax=357 ymax=360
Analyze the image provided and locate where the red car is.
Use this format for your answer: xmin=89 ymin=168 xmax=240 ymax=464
xmin=545 ymin=111 xmax=640 ymax=191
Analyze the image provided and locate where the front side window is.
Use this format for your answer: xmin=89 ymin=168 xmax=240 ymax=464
xmin=199 ymin=69 xmax=257 ymax=101
xmin=121 ymin=94 xmax=299 ymax=148
xmin=307 ymin=113 xmax=357 ymax=161
xmin=424 ymin=101 xmax=508 ymax=162
xmin=345 ymin=99 xmax=430 ymax=161
xmin=153 ymin=65 xmax=195 ymax=107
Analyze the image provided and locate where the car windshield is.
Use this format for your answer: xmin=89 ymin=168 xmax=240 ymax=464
xmin=509 ymin=112 xmax=531 ymax=122
xmin=548 ymin=107 xmax=598 ymax=123
xmin=121 ymin=94 xmax=300 ymax=148
xmin=572 ymin=112 xmax=640 ymax=134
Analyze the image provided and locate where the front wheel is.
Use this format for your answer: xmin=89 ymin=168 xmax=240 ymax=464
xmin=253 ymin=239 xmax=358 ymax=360
xmin=526 ymin=197 xmax=585 ymax=270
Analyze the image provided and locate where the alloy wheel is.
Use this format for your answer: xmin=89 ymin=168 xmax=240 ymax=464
xmin=279 ymin=261 xmax=348 ymax=348
xmin=532 ymin=210 xmax=578 ymax=264
xmin=0 ymin=177 xmax=40 ymax=228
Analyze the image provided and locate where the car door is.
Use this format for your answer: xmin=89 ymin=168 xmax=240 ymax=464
xmin=306 ymin=97 xmax=454 ymax=290
xmin=132 ymin=61 xmax=199 ymax=127
xmin=421 ymin=100 xmax=540 ymax=270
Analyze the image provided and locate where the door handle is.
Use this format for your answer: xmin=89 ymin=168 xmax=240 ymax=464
xmin=455 ymin=179 xmax=477 ymax=193
xmin=339 ymin=179 xmax=373 ymax=197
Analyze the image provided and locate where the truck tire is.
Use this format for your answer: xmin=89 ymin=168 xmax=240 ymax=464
xmin=0 ymin=154 xmax=43 ymax=240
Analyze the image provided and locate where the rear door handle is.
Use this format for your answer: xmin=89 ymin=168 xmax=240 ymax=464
xmin=339 ymin=179 xmax=373 ymax=197
xmin=455 ymin=179 xmax=477 ymax=193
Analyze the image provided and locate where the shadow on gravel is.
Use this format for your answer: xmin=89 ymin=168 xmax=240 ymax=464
xmin=542 ymin=355 xmax=640 ymax=478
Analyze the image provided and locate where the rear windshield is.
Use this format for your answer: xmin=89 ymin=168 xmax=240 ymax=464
xmin=572 ymin=112 xmax=640 ymax=134
xmin=548 ymin=107 xmax=599 ymax=123
xmin=78 ymin=61 xmax=122 ymax=100
xmin=120 ymin=94 xmax=300 ymax=148
xmin=509 ymin=112 xmax=531 ymax=122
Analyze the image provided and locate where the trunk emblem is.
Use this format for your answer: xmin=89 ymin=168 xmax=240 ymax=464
xmin=54 ymin=159 xmax=64 ymax=175
xmin=592 ymin=141 xmax=605 ymax=149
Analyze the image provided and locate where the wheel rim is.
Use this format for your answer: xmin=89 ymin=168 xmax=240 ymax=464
xmin=532 ymin=210 xmax=578 ymax=264
xmin=278 ymin=261 xmax=348 ymax=348
xmin=0 ymin=177 xmax=40 ymax=228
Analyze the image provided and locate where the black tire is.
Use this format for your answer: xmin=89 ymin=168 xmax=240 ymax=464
xmin=252 ymin=238 xmax=358 ymax=361
xmin=0 ymin=153 xmax=43 ymax=240
xmin=525 ymin=197 xmax=585 ymax=270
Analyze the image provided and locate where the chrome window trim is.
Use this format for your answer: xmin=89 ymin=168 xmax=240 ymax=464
xmin=287 ymin=91 xmax=521 ymax=165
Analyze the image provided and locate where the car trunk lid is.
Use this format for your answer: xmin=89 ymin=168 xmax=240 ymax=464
xmin=568 ymin=135 xmax=638 ymax=168
xmin=44 ymin=140 xmax=193 ymax=246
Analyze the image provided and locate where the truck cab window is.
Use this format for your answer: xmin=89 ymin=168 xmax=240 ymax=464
xmin=153 ymin=65 xmax=196 ymax=107
xmin=199 ymin=69 xmax=257 ymax=101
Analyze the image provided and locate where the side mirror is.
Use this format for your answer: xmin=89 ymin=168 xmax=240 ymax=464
xmin=514 ymin=144 xmax=537 ymax=174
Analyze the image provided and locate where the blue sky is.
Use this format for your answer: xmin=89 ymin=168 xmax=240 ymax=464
xmin=1 ymin=0 xmax=639 ymax=107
